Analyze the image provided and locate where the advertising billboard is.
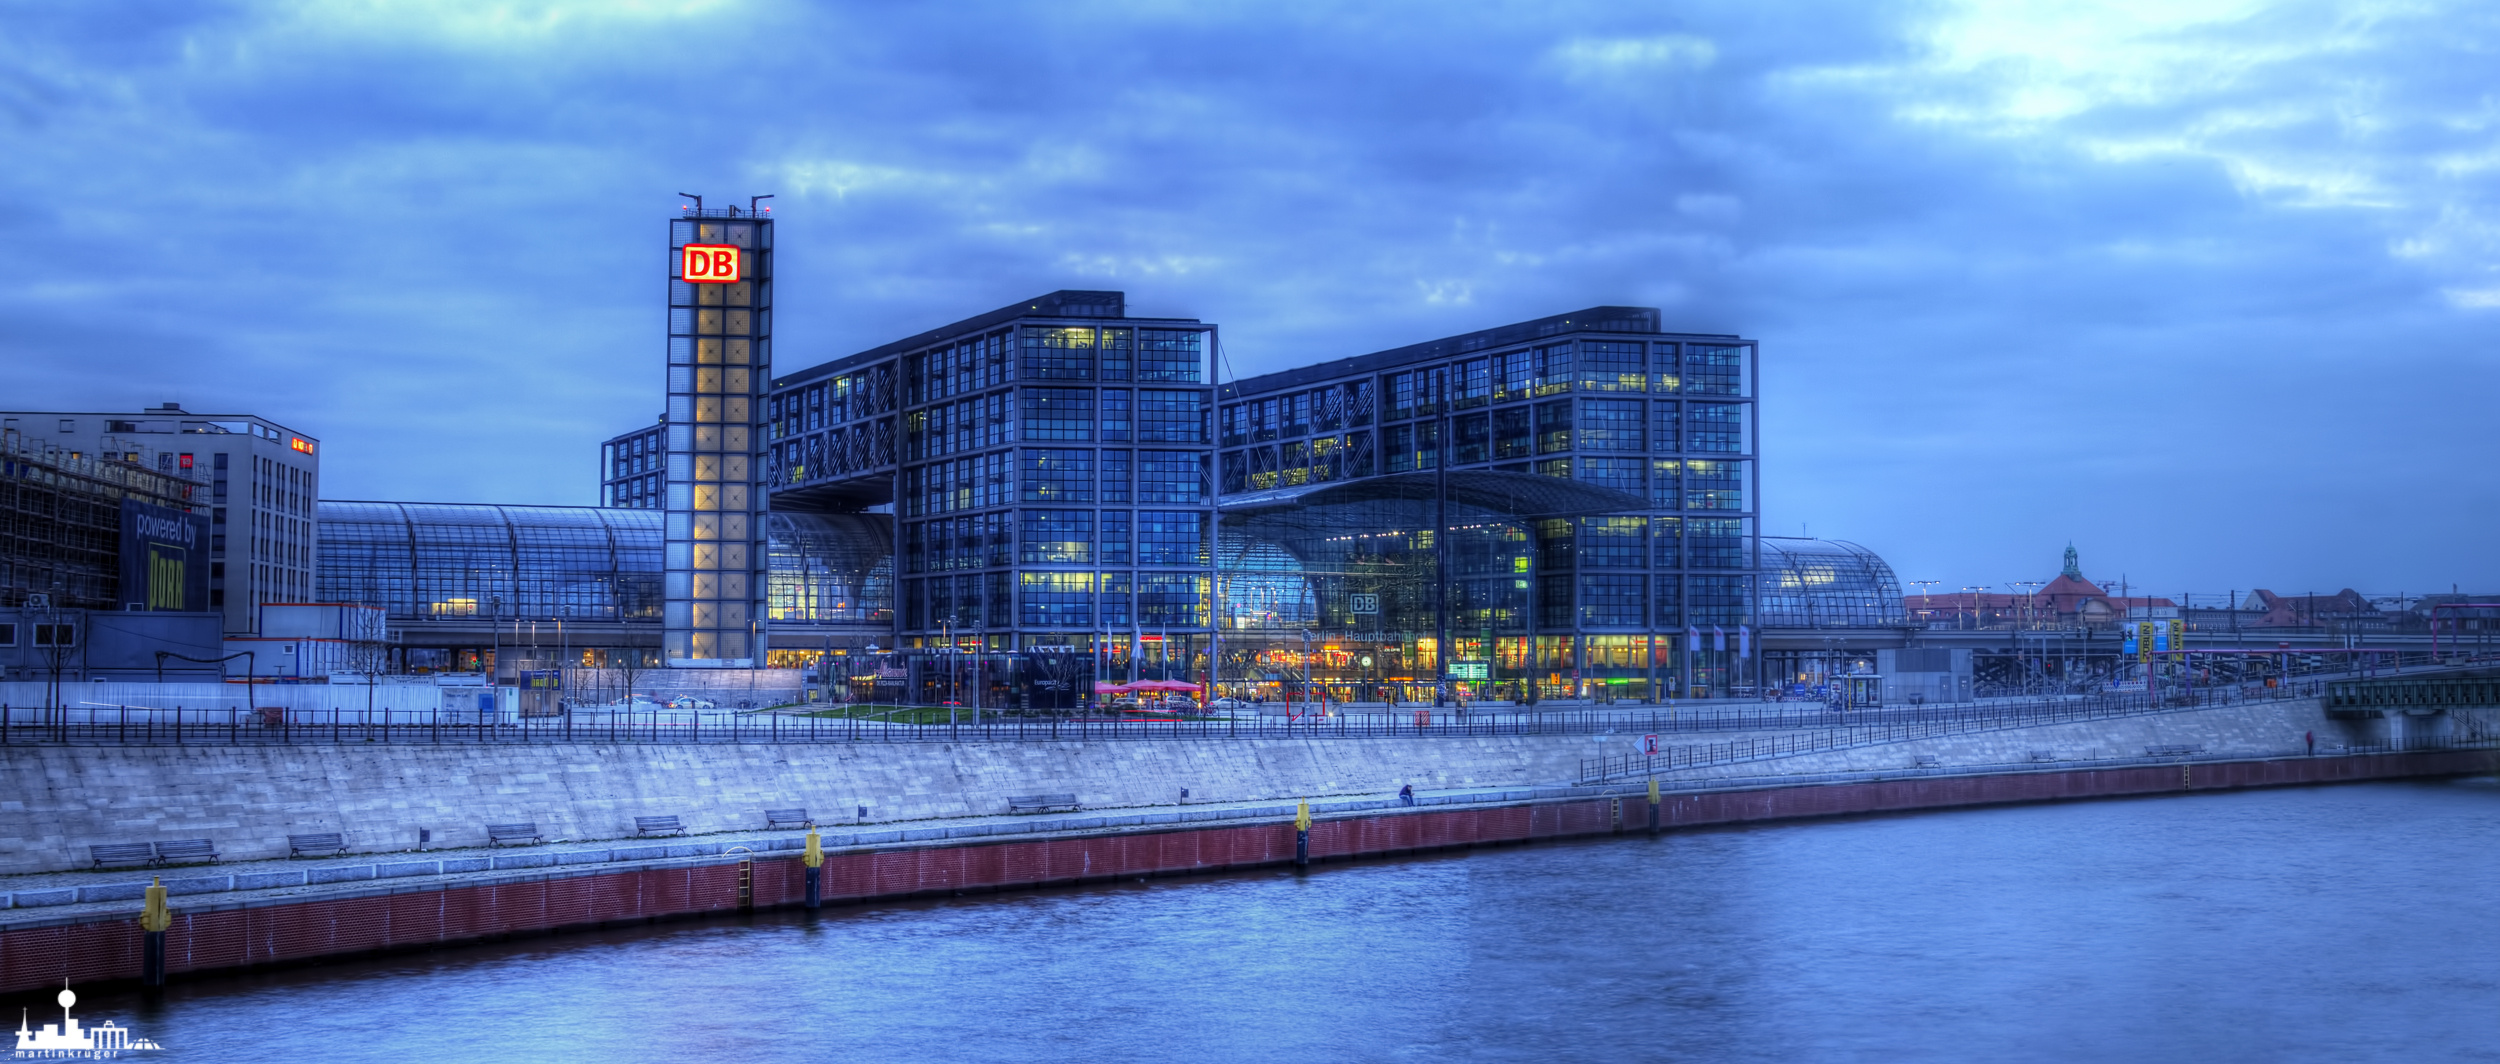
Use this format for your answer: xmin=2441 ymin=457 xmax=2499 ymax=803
xmin=119 ymin=499 xmax=211 ymax=612
xmin=680 ymin=244 xmax=741 ymax=283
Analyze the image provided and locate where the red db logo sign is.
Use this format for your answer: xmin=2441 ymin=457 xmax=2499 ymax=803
xmin=681 ymin=244 xmax=741 ymax=283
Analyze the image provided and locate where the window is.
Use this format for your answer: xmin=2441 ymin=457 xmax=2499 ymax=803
xmin=1578 ymin=341 xmax=1645 ymax=392
xmin=1137 ymin=390 xmax=1205 ymax=443
xmin=1535 ymin=400 xmax=1572 ymax=454
xmin=1687 ymin=403 xmax=1743 ymax=453
xmin=1100 ymin=511 xmax=1133 ymax=564
xmin=1494 ymin=407 xmax=1532 ymax=459
xmin=0 ymin=623 xmax=14 ymax=646
xmin=1685 ymin=460 xmax=1746 ymax=511
xmin=1137 ymin=573 xmax=1207 ymax=625
xmin=1654 ymin=576 xmax=1684 ymax=627
xmin=1534 ymin=345 xmax=1573 ymax=395
xmin=1455 ymin=359 xmax=1490 ymax=409
xmin=1020 ymin=448 xmax=1094 ymax=503
xmin=1537 ymin=576 xmax=1574 ymax=628
xmin=1496 ymin=349 xmax=1535 ymax=403
xmin=1101 ymin=449 xmax=1132 ymax=503
xmin=1099 ymin=572 xmax=1134 ymax=626
xmin=1385 ymin=421 xmax=1439 ymax=472
xmin=1137 ymin=451 xmax=1202 ymax=504
xmin=1580 ymin=574 xmax=1646 ymax=626
xmin=1219 ymin=404 xmax=1249 ymax=447
xmin=1580 ymin=517 xmax=1648 ymax=568
xmin=1021 ymin=388 xmax=1093 ymax=441
xmin=1388 ymin=372 xmax=1418 ymax=421
xmin=1019 ymin=571 xmax=1094 ymax=627
xmin=1650 ymin=460 xmax=1682 ymax=510
xmin=1650 ymin=401 xmax=1680 ymax=454
xmin=1577 ymin=457 xmax=1644 ymax=494
xmin=33 ymin=623 xmax=75 ymax=647
xmin=1099 ymin=389 xmax=1131 ymax=442
xmin=1688 ymin=518 xmax=1749 ymax=568
xmin=1654 ymin=517 xmax=1681 ymax=568
xmin=1688 ymin=574 xmax=1750 ymax=625
xmin=1020 ymin=510 xmax=1094 ymax=564
xmin=1685 ymin=345 xmax=1745 ymax=395
xmin=1137 ymin=329 xmax=1202 ymax=382
xmin=1138 ymin=511 xmax=1207 ymax=566
xmin=1454 ymin=413 xmax=1490 ymax=464
xmin=1099 ymin=328 xmax=1133 ymax=381
xmin=1577 ymin=399 xmax=1643 ymax=451
xmin=1021 ymin=327 xmax=1095 ymax=380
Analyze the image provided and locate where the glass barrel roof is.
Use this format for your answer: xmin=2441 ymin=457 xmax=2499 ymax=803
xmin=1757 ymin=536 xmax=1906 ymax=629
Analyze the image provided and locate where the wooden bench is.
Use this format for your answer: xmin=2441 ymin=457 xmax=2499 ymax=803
xmin=1006 ymin=794 xmax=1080 ymax=814
xmin=2145 ymin=744 xmax=2203 ymax=757
xmin=764 ymin=809 xmax=815 ymax=830
xmin=1913 ymin=754 xmax=1941 ymax=768
xmin=633 ymin=815 xmax=686 ymax=836
xmin=89 ymin=843 xmax=158 ymax=869
xmin=287 ymin=833 xmax=348 ymax=858
xmin=154 ymin=839 xmax=220 ymax=865
xmin=486 ymin=822 xmax=544 ymax=847
xmin=2028 ymin=750 xmax=2059 ymax=763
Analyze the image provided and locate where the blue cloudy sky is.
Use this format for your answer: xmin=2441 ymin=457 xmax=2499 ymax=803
xmin=4 ymin=0 xmax=2494 ymax=598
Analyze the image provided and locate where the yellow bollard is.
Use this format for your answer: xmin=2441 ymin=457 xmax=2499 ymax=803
xmin=802 ymin=830 xmax=824 ymax=909
xmin=141 ymin=877 xmax=170 ymax=987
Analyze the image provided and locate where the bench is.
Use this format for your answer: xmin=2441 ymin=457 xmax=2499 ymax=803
xmin=764 ymin=809 xmax=815 ymax=830
xmin=1913 ymin=755 xmax=1941 ymax=768
xmin=2145 ymin=744 xmax=2203 ymax=757
xmin=287 ymin=833 xmax=348 ymax=858
xmin=1007 ymin=794 xmax=1080 ymax=814
xmin=89 ymin=843 xmax=158 ymax=869
xmin=633 ymin=815 xmax=686 ymax=837
xmin=486 ymin=822 xmax=544 ymax=847
xmin=154 ymin=839 xmax=220 ymax=865
xmin=2028 ymin=750 xmax=2059 ymax=763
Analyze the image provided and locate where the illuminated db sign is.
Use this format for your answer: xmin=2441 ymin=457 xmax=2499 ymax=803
xmin=288 ymin=437 xmax=316 ymax=455
xmin=681 ymin=244 xmax=741 ymax=283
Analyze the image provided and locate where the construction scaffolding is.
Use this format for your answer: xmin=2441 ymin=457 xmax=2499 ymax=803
xmin=0 ymin=432 xmax=204 ymax=610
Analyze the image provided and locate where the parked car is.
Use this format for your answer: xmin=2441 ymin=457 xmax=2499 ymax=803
xmin=665 ymin=696 xmax=717 ymax=709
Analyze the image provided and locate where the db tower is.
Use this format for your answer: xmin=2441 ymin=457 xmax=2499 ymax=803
xmin=662 ymin=196 xmax=773 ymax=666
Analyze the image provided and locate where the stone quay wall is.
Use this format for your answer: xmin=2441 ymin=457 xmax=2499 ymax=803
xmin=0 ymin=695 xmax=2416 ymax=876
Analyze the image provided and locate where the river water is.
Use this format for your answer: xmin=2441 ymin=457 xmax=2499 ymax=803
xmin=40 ymin=779 xmax=2500 ymax=1062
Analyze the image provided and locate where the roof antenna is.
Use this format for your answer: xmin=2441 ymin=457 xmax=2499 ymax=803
xmin=677 ymin=192 xmax=702 ymax=213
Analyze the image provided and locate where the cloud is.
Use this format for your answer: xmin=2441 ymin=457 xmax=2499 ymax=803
xmin=0 ymin=0 xmax=2495 ymax=593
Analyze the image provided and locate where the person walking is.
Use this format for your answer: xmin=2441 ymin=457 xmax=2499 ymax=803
xmin=2305 ymin=730 xmax=2314 ymax=756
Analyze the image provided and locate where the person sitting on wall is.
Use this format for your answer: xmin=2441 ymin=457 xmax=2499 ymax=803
xmin=1399 ymin=784 xmax=1415 ymax=807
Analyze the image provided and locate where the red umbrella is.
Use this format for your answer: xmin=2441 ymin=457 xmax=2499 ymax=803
xmin=1131 ymin=679 xmax=1200 ymax=692
xmin=1093 ymin=681 xmax=1135 ymax=695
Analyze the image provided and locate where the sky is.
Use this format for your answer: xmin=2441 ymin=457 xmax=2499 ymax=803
xmin=3 ymin=0 xmax=2495 ymax=599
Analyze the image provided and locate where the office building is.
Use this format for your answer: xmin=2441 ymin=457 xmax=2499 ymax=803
xmin=0 ymin=404 xmax=309 ymax=635
xmin=1213 ymin=307 xmax=1760 ymax=699
xmin=601 ymin=416 xmax=667 ymax=509
xmin=758 ymin=290 xmax=1218 ymax=709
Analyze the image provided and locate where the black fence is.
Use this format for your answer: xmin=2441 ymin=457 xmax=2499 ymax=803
xmin=1575 ymin=680 xmax=2349 ymax=784
xmin=0 ymin=679 xmax=2347 ymax=750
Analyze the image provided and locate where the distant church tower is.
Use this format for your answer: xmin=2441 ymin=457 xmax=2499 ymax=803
xmin=2061 ymin=543 xmax=2082 ymax=579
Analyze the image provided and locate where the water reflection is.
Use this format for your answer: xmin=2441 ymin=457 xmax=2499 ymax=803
xmin=33 ymin=779 xmax=2500 ymax=1063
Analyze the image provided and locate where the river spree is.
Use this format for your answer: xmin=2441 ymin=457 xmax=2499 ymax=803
xmin=43 ymin=779 xmax=2500 ymax=1062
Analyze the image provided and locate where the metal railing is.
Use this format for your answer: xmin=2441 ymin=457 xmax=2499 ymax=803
xmin=0 ymin=681 xmax=2338 ymax=749
xmin=1575 ymin=680 xmax=2348 ymax=784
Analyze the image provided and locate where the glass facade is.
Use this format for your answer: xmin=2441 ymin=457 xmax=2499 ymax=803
xmin=663 ymin=212 xmax=773 ymax=666
xmin=759 ymin=291 xmax=1216 ymax=708
xmin=1756 ymin=537 xmax=1906 ymax=629
xmin=316 ymin=502 xmax=891 ymax=652
xmin=601 ymin=421 xmax=667 ymax=509
xmin=1215 ymin=306 xmax=1761 ymax=699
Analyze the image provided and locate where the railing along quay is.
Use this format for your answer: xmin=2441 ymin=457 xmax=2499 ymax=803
xmin=1575 ymin=681 xmax=2344 ymax=784
xmin=0 ymin=683 xmax=2330 ymax=749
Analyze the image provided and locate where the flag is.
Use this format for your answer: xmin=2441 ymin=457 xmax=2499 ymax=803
xmin=1738 ymin=625 xmax=1751 ymax=656
xmin=1712 ymin=626 xmax=1726 ymax=652
xmin=1687 ymin=626 xmax=1701 ymax=653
